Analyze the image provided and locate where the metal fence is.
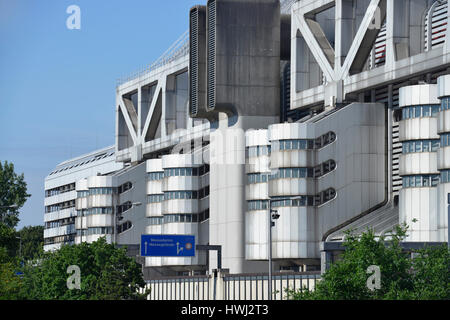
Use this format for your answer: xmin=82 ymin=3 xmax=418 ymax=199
xmin=142 ymin=272 xmax=321 ymax=301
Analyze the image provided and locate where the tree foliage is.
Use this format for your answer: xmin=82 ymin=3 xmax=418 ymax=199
xmin=17 ymin=225 xmax=44 ymax=261
xmin=287 ymin=225 xmax=450 ymax=300
xmin=19 ymin=237 xmax=149 ymax=300
xmin=0 ymin=161 xmax=30 ymax=228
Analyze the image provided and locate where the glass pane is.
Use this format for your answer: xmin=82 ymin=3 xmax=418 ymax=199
xmin=415 ymin=176 xmax=422 ymax=187
xmin=415 ymin=141 xmax=422 ymax=152
xmin=423 ymin=105 xmax=431 ymax=117
xmin=415 ymin=106 xmax=421 ymax=118
xmin=423 ymin=140 xmax=430 ymax=152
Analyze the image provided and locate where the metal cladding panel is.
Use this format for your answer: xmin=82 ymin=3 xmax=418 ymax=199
xmin=206 ymin=0 xmax=281 ymax=117
xmin=190 ymin=6 xmax=217 ymax=121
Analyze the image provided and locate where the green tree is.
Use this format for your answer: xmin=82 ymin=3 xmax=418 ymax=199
xmin=0 ymin=223 xmax=19 ymax=259
xmin=20 ymin=237 xmax=149 ymax=300
xmin=16 ymin=225 xmax=44 ymax=261
xmin=0 ymin=161 xmax=30 ymax=228
xmin=287 ymin=225 xmax=449 ymax=300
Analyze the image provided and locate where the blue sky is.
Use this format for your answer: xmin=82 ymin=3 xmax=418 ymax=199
xmin=0 ymin=0 xmax=204 ymax=229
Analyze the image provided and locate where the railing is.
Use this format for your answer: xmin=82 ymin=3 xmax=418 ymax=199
xmin=142 ymin=271 xmax=321 ymax=300
xmin=116 ymin=31 xmax=189 ymax=86
xmin=116 ymin=0 xmax=296 ymax=87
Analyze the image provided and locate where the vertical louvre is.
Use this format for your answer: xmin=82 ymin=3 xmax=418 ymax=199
xmin=369 ymin=22 xmax=386 ymax=69
xmin=190 ymin=9 xmax=199 ymax=116
xmin=425 ymin=1 xmax=448 ymax=51
xmin=207 ymin=0 xmax=216 ymax=110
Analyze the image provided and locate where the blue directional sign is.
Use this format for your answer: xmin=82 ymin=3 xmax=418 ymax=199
xmin=141 ymin=234 xmax=196 ymax=257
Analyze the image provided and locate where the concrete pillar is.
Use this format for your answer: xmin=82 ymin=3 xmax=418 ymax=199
xmin=335 ymin=0 xmax=355 ymax=71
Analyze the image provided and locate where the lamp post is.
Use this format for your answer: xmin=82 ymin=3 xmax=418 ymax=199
xmin=267 ymin=196 xmax=303 ymax=300
xmin=0 ymin=204 xmax=18 ymax=224
xmin=16 ymin=236 xmax=22 ymax=259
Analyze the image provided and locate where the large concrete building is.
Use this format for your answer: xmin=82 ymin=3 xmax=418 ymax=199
xmin=45 ymin=0 xmax=449 ymax=276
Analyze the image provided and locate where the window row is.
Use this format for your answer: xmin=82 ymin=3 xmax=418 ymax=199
xmin=163 ymin=164 xmax=210 ymax=178
xmin=44 ymin=234 xmax=75 ymax=245
xmin=246 ymin=189 xmax=336 ymax=211
xmin=45 ymin=183 xmax=75 ymax=198
xmin=441 ymin=133 xmax=450 ymax=147
xmin=77 ymin=187 xmax=114 ymax=198
xmin=45 ymin=200 xmax=75 ymax=213
xmin=164 ymin=190 xmax=199 ymax=200
xmin=45 ymin=217 xmax=75 ymax=229
xmin=275 ymin=132 xmax=337 ymax=151
xmin=247 ymin=173 xmax=270 ymax=184
xmin=402 ymin=175 xmax=439 ymax=188
xmin=147 ymin=194 xmax=165 ymax=204
xmin=77 ymin=207 xmax=113 ymax=217
xmin=248 ymin=161 xmax=336 ymax=184
xmin=148 ymin=209 xmax=210 ymax=225
xmin=270 ymin=168 xmax=314 ymax=180
xmin=247 ymin=145 xmax=271 ymax=158
xmin=440 ymin=170 xmax=450 ymax=184
xmin=401 ymin=105 xmax=440 ymax=119
xmin=163 ymin=213 xmax=200 ymax=224
xmin=148 ymin=172 xmax=164 ymax=181
xmin=402 ymin=140 xmax=440 ymax=154
xmin=85 ymin=227 xmax=114 ymax=236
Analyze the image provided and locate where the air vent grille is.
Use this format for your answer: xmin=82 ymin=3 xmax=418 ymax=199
xmin=207 ymin=0 xmax=216 ymax=110
xmin=190 ymin=9 xmax=199 ymax=116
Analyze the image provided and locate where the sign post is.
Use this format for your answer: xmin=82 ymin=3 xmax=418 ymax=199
xmin=141 ymin=235 xmax=196 ymax=257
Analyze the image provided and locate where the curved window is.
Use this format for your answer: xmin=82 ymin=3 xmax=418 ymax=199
xmin=87 ymin=227 xmax=113 ymax=235
xmin=117 ymin=201 xmax=132 ymax=214
xmin=441 ymin=133 xmax=450 ymax=147
xmin=89 ymin=188 xmax=114 ymax=195
xmin=441 ymin=97 xmax=450 ymax=111
xmin=247 ymin=200 xmax=269 ymax=211
xmin=148 ymin=172 xmax=164 ymax=181
xmin=271 ymin=196 xmax=314 ymax=207
xmin=402 ymin=140 xmax=440 ymax=153
xmin=274 ymin=132 xmax=336 ymax=152
xmin=147 ymin=194 xmax=165 ymax=203
xmin=163 ymin=165 xmax=210 ymax=177
xmin=117 ymin=221 xmax=132 ymax=234
xmin=270 ymin=168 xmax=314 ymax=180
xmin=402 ymin=175 xmax=439 ymax=188
xmin=85 ymin=207 xmax=113 ymax=216
xmin=148 ymin=217 xmax=163 ymax=225
xmin=314 ymin=160 xmax=337 ymax=178
xmin=440 ymin=170 xmax=450 ymax=183
xmin=164 ymin=191 xmax=198 ymax=200
xmin=163 ymin=214 xmax=199 ymax=224
xmin=318 ymin=188 xmax=337 ymax=205
xmin=118 ymin=182 xmax=132 ymax=194
xmin=246 ymin=145 xmax=271 ymax=157
xmin=402 ymin=105 xmax=439 ymax=119
xmin=247 ymin=173 xmax=270 ymax=184
xmin=77 ymin=190 xmax=89 ymax=198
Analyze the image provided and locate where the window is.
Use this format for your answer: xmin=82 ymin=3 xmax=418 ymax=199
xmin=402 ymin=105 xmax=440 ymax=119
xmin=402 ymin=140 xmax=440 ymax=154
xmin=402 ymin=175 xmax=440 ymax=188
xmin=118 ymin=182 xmax=132 ymax=194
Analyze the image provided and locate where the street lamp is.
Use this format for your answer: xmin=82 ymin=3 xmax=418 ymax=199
xmin=0 ymin=204 xmax=18 ymax=224
xmin=267 ymin=196 xmax=303 ymax=300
